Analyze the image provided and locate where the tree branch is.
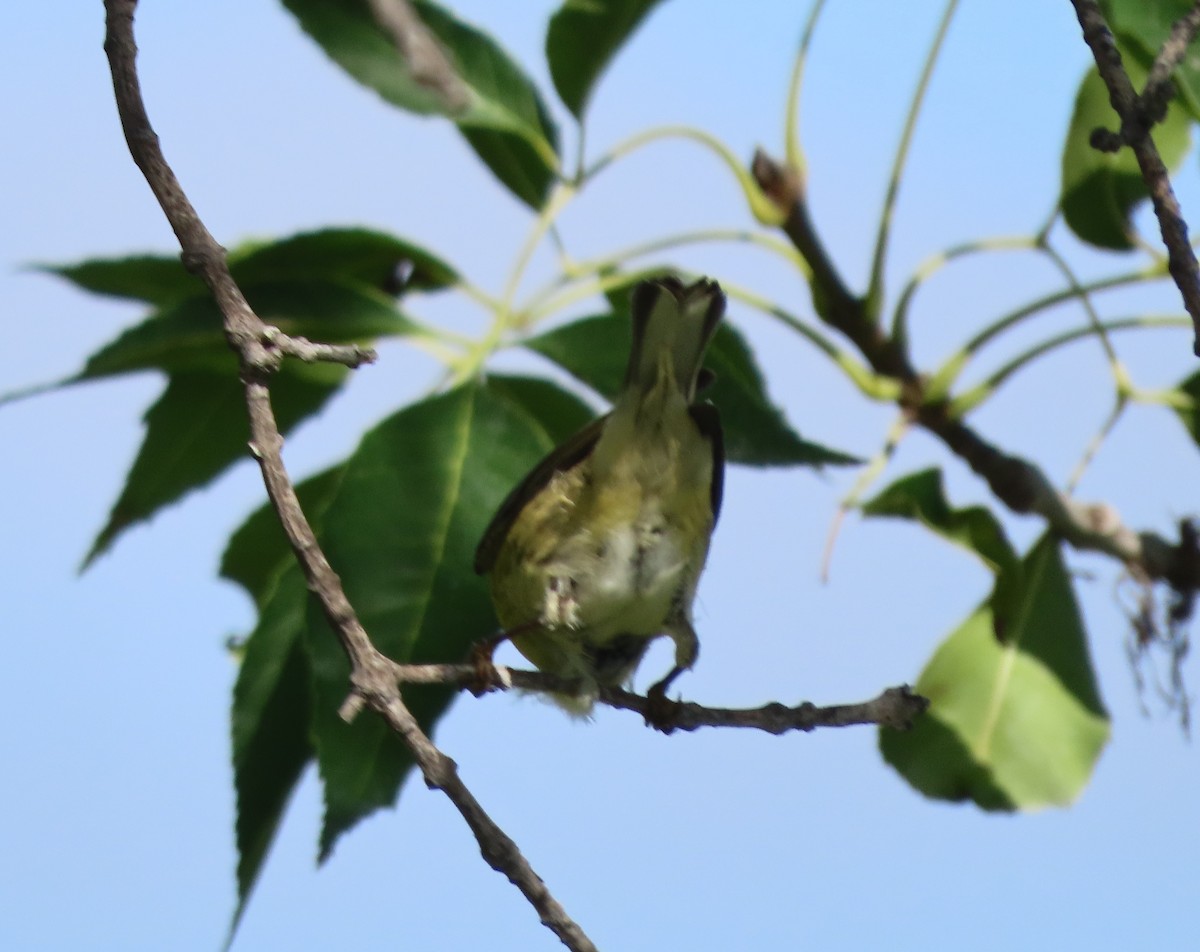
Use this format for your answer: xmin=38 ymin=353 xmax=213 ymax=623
xmin=1069 ymin=0 xmax=1200 ymax=357
xmin=750 ymin=148 xmax=1200 ymax=597
xmin=102 ymin=4 xmax=596 ymax=949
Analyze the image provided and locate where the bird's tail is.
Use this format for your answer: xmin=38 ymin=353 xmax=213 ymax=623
xmin=624 ymin=277 xmax=725 ymax=401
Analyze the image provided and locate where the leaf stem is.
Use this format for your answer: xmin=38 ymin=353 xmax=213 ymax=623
xmin=822 ymin=412 xmax=911 ymax=581
xmin=866 ymin=0 xmax=961 ymax=318
xmin=720 ymin=281 xmax=901 ymax=400
xmin=1065 ymin=395 xmax=1128 ymax=494
xmin=1036 ymin=240 xmax=1127 ymax=392
xmin=579 ymin=125 xmax=785 ymax=225
xmin=891 ymin=234 xmax=1039 ymax=347
xmin=950 ymin=315 xmax=1188 ymax=416
xmin=784 ymin=0 xmax=828 ymax=174
xmin=518 ymin=227 xmax=812 ymax=323
xmin=962 ymin=262 xmax=1167 ymax=356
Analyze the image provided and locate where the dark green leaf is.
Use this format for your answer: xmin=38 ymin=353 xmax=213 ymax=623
xmin=704 ymin=322 xmax=858 ymax=467
xmin=881 ymin=535 xmax=1110 ymax=810
xmin=524 ymin=313 xmax=628 ymax=397
xmin=862 ymin=468 xmax=1025 ymax=635
xmin=862 ymin=468 xmax=1017 ymax=575
xmin=525 ymin=313 xmax=858 ymax=466
xmin=1103 ymin=0 xmax=1200 ymax=120
xmin=77 ymin=280 xmax=415 ymax=381
xmin=484 ymin=373 xmax=598 ymax=445
xmin=1171 ymin=368 xmax=1200 ymax=446
xmin=85 ymin=363 xmax=347 ymax=566
xmin=229 ymin=566 xmax=315 ymax=939
xmin=37 ymin=254 xmax=204 ymax=307
xmin=229 ymin=227 xmax=459 ymax=293
xmin=546 ymin=0 xmax=667 ymax=118
xmin=42 ymin=228 xmax=457 ymax=310
xmin=1061 ymin=64 xmax=1191 ymax=250
xmin=282 ymin=0 xmax=561 ymax=207
xmin=220 ymin=466 xmax=347 ymax=606
xmin=303 ymin=382 xmax=564 ymax=857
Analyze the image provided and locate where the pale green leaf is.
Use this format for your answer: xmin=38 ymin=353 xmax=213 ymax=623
xmin=881 ymin=535 xmax=1110 ymax=810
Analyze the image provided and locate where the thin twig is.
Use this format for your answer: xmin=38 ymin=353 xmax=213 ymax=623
xmin=1143 ymin=1 xmax=1200 ymax=122
xmin=600 ymin=684 xmax=929 ymax=734
xmin=102 ymin=4 xmax=595 ymax=950
xmin=379 ymin=660 xmax=928 ymax=733
xmin=750 ymin=148 xmax=1200 ymax=596
xmin=1069 ymin=0 xmax=1200 ymax=356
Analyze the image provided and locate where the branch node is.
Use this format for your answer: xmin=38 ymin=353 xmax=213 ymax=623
xmin=1089 ymin=126 xmax=1123 ymax=153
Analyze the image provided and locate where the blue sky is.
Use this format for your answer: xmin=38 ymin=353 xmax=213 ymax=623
xmin=4 ymin=2 xmax=1199 ymax=949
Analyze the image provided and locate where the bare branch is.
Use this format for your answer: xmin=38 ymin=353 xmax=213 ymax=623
xmin=599 ymin=684 xmax=928 ymax=734
xmin=1069 ymin=0 xmax=1200 ymax=356
xmin=102 ymin=4 xmax=595 ymax=949
xmin=750 ymin=148 xmax=1200 ymax=597
xmin=378 ymin=660 xmax=928 ymax=734
xmin=1143 ymin=1 xmax=1200 ymax=121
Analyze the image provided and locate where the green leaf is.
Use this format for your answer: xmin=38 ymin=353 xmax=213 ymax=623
xmin=37 ymin=255 xmax=205 ymax=307
xmin=1061 ymin=64 xmax=1191 ymax=250
xmin=41 ymin=227 xmax=457 ymax=306
xmin=78 ymin=280 xmax=416 ymax=381
xmin=704 ymin=322 xmax=858 ymax=467
xmin=546 ymin=0 xmax=667 ymax=119
xmin=303 ymin=381 xmax=565 ymax=857
xmin=1171 ymin=368 xmax=1200 ymax=445
xmin=862 ymin=468 xmax=1017 ymax=576
xmin=1103 ymin=0 xmax=1200 ymax=121
xmin=85 ymin=363 xmax=347 ymax=566
xmin=229 ymin=566 xmax=315 ymax=939
xmin=229 ymin=227 xmax=459 ymax=293
xmin=64 ymin=274 xmax=415 ymax=564
xmin=484 ymin=372 xmax=598 ymax=444
xmin=524 ymin=313 xmax=858 ymax=467
xmin=524 ymin=313 xmax=628 ymax=397
xmin=282 ymin=0 xmax=561 ymax=207
xmin=220 ymin=466 xmax=347 ymax=606
xmin=881 ymin=535 xmax=1110 ymax=810
xmin=862 ymin=467 xmax=1026 ymax=636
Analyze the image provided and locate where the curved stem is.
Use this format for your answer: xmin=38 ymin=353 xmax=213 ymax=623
xmin=721 ymin=280 xmax=901 ymax=400
xmin=455 ymin=277 xmax=502 ymax=313
xmin=866 ymin=0 xmax=961 ymax=318
xmin=520 ymin=264 xmax=680 ymax=328
xmin=950 ymin=315 xmax=1188 ymax=416
xmin=963 ymin=262 xmax=1167 ymax=355
xmin=1037 ymin=240 xmax=1126 ymax=391
xmin=452 ymin=185 xmax=576 ymax=382
xmin=822 ymin=412 xmax=911 ymax=582
xmin=891 ymin=234 xmax=1038 ymax=346
xmin=520 ymin=227 xmax=811 ymax=322
xmin=1065 ymin=395 xmax=1128 ymax=494
xmin=579 ymin=125 xmax=784 ymax=225
xmin=501 ymin=184 xmax=577 ymax=313
xmin=569 ymin=227 xmax=810 ymax=277
xmin=784 ymin=0 xmax=829 ymax=173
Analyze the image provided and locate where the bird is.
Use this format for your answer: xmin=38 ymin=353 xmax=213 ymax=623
xmin=473 ymin=276 xmax=725 ymax=714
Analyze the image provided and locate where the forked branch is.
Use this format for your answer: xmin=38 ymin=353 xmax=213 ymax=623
xmin=1070 ymin=0 xmax=1200 ymax=356
xmin=102 ymin=3 xmax=595 ymax=949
